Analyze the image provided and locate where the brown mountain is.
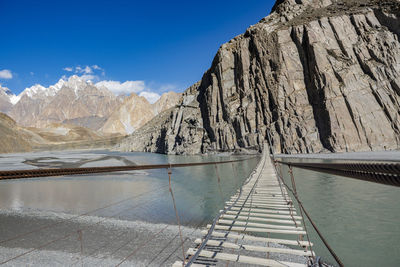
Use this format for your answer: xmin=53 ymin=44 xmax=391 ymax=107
xmin=0 ymin=112 xmax=123 ymax=154
xmin=100 ymin=91 xmax=181 ymax=135
xmin=8 ymin=76 xmax=123 ymax=130
xmin=0 ymin=113 xmax=32 ymax=153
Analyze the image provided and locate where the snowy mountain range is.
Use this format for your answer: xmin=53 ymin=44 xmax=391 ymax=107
xmin=1 ymin=76 xmax=181 ymax=135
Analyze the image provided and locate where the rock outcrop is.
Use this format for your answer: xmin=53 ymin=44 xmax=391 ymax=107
xmin=118 ymin=0 xmax=400 ymax=154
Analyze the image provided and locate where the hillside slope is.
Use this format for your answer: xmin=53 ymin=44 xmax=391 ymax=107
xmin=118 ymin=0 xmax=400 ymax=154
xmin=0 ymin=113 xmax=32 ymax=153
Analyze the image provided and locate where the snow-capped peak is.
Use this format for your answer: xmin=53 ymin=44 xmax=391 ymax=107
xmin=0 ymin=85 xmax=20 ymax=105
xmin=24 ymin=84 xmax=49 ymax=98
xmin=0 ymin=85 xmax=12 ymax=95
xmin=9 ymin=95 xmax=21 ymax=105
xmin=18 ymin=78 xmax=69 ymax=101
xmin=50 ymin=78 xmax=66 ymax=91
xmin=64 ymin=75 xmax=89 ymax=95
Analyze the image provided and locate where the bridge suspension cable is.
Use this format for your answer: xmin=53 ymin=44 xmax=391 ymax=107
xmin=176 ymin=143 xmax=316 ymax=267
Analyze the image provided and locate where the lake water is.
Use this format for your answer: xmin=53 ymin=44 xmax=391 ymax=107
xmin=276 ymin=154 xmax=400 ymax=267
xmin=0 ymin=149 xmax=259 ymax=266
xmin=0 ymin=149 xmax=399 ymax=266
xmin=0 ymin=150 xmax=259 ymax=225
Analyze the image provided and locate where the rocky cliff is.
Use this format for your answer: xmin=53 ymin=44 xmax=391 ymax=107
xmin=118 ymin=0 xmax=400 ymax=154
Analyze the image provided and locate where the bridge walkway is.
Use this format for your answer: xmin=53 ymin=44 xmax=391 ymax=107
xmin=174 ymin=144 xmax=314 ymax=266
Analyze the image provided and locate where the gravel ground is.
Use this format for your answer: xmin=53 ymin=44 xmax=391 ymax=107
xmin=0 ymin=209 xmax=202 ymax=266
xmin=0 ymin=209 xmax=308 ymax=266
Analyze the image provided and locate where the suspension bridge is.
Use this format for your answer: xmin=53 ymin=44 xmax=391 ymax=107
xmin=174 ymin=144 xmax=315 ymax=267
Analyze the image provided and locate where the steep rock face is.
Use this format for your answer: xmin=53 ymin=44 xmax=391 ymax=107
xmin=101 ymin=92 xmax=182 ymax=135
xmin=116 ymin=83 xmax=205 ymax=153
xmin=119 ymin=0 xmax=400 ymax=154
xmin=152 ymin=92 xmax=182 ymax=114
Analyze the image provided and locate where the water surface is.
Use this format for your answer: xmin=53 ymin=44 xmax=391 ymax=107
xmin=277 ymin=155 xmax=400 ymax=267
xmin=0 ymin=149 xmax=259 ymax=226
xmin=0 ymin=149 xmax=399 ymax=266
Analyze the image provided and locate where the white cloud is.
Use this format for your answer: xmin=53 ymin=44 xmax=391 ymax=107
xmin=80 ymin=74 xmax=98 ymax=82
xmin=95 ymin=80 xmax=146 ymax=95
xmin=139 ymin=91 xmax=161 ymax=104
xmin=92 ymin=65 xmax=102 ymax=70
xmin=83 ymin=66 xmax=92 ymax=74
xmin=0 ymin=69 xmax=12 ymax=79
xmin=67 ymin=65 xmax=100 ymax=75
xmin=159 ymin=84 xmax=178 ymax=92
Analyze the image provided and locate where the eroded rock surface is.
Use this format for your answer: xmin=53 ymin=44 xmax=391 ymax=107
xmin=118 ymin=0 xmax=400 ymax=154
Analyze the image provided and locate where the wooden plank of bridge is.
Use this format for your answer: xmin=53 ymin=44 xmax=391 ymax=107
xmin=208 ymin=224 xmax=307 ymax=235
xmin=220 ymin=214 xmax=301 ymax=225
xmin=194 ymin=239 xmax=315 ymax=257
xmin=185 ymin=248 xmax=307 ymax=267
xmin=227 ymin=206 xmax=298 ymax=215
xmin=178 ymin=143 xmax=313 ymax=266
xmin=200 ymin=230 xmax=313 ymax=247
xmin=224 ymin=209 xmax=303 ymax=220
xmin=216 ymin=219 xmax=304 ymax=230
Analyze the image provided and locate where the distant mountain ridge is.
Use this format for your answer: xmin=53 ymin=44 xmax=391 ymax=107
xmin=3 ymin=76 xmax=181 ymax=135
xmin=0 ymin=111 xmax=124 ymax=153
xmin=8 ymin=76 xmax=123 ymax=129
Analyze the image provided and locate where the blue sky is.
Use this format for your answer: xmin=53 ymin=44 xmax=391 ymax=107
xmin=0 ymin=0 xmax=275 ymax=96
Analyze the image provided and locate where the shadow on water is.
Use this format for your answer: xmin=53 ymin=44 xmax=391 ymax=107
xmin=23 ymin=155 xmax=137 ymax=168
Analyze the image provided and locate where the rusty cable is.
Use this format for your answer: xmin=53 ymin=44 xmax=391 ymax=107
xmin=0 ymin=157 xmax=258 ymax=181
xmin=274 ymin=160 xmax=400 ymax=187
